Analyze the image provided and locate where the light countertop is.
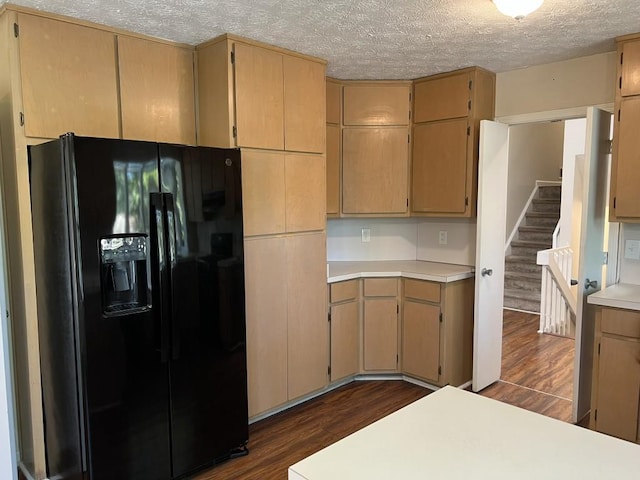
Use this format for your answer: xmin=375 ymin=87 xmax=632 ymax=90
xmin=327 ymin=260 xmax=474 ymax=284
xmin=587 ymin=283 xmax=640 ymax=311
xmin=289 ymin=386 xmax=640 ymax=480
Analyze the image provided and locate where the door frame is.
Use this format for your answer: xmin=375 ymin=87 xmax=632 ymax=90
xmin=486 ymin=104 xmax=615 ymax=421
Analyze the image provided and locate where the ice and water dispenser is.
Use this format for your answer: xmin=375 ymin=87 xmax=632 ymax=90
xmin=99 ymin=234 xmax=150 ymax=315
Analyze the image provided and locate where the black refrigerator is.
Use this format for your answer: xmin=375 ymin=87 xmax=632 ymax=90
xmin=29 ymin=134 xmax=248 ymax=480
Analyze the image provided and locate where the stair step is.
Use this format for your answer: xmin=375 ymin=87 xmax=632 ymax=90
xmin=525 ymin=211 xmax=559 ymax=227
xmin=531 ymin=198 xmax=561 ymax=213
xmin=505 ymin=273 xmax=541 ymax=291
xmin=511 ymin=239 xmax=552 ymax=257
xmin=505 ymin=271 xmax=540 ymax=281
xmin=505 ymin=255 xmax=542 ymax=274
xmin=504 ymin=288 xmax=541 ymax=313
xmin=518 ymin=225 xmax=555 ymax=242
xmin=538 ymin=185 xmax=562 ymax=199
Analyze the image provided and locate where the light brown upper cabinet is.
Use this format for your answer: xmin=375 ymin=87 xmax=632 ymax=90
xmin=343 ymin=84 xmax=411 ymax=126
xmin=285 ymin=153 xmax=326 ymax=232
xmin=118 ymin=35 xmax=196 ymax=145
xmin=412 ymin=67 xmax=495 ymax=217
xmin=196 ymin=35 xmax=326 ymax=153
xmin=326 ymin=78 xmax=342 ymax=125
xmin=326 ymin=125 xmax=341 ymax=215
xmin=342 ymin=127 xmax=409 ymax=214
xmin=610 ymin=33 xmax=640 ymax=222
xmin=621 ymin=39 xmax=640 ymax=97
xmin=17 ymin=13 xmax=119 ymax=139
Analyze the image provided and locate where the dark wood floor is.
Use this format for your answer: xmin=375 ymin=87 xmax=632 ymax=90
xmin=479 ymin=309 xmax=575 ymax=422
xmin=193 ymin=381 xmax=430 ymax=480
xmin=194 ymin=309 xmax=575 ymax=478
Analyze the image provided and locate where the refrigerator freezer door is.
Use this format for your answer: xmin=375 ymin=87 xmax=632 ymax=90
xmin=72 ymin=137 xmax=172 ymax=479
xmin=159 ymin=145 xmax=248 ymax=477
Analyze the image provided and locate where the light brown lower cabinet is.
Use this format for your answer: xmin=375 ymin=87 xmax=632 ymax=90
xmin=401 ymin=277 xmax=474 ymax=387
xmin=591 ymin=307 xmax=640 ymax=443
xmin=329 ymin=280 xmax=359 ymax=381
xmin=363 ymin=278 xmax=399 ymax=372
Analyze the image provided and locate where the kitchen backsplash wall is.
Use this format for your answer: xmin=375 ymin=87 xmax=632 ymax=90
xmin=327 ymin=218 xmax=476 ymax=265
xmin=619 ymin=223 xmax=640 ymax=284
xmin=416 ymin=219 xmax=477 ymax=266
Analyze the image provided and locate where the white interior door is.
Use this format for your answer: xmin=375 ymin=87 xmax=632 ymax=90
xmin=473 ymin=120 xmax=509 ymax=392
xmin=572 ymin=107 xmax=612 ymax=423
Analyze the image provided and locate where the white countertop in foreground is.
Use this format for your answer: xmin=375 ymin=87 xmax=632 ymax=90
xmin=327 ymin=260 xmax=474 ymax=284
xmin=587 ymin=283 xmax=640 ymax=311
xmin=289 ymin=386 xmax=640 ymax=480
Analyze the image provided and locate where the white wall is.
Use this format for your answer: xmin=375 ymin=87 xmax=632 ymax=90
xmin=505 ymin=122 xmax=565 ymax=237
xmin=416 ymin=219 xmax=476 ymax=266
xmin=558 ymin=118 xmax=587 ymax=248
xmin=327 ymin=218 xmax=476 ymax=265
xmin=619 ymin=224 xmax=640 ymax=285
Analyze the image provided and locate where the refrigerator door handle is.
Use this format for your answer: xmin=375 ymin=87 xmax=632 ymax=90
xmin=163 ymin=193 xmax=181 ymax=361
xmin=150 ymin=192 xmax=170 ymax=363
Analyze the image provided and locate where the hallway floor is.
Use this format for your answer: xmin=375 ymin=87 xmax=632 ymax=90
xmin=479 ymin=309 xmax=575 ymax=422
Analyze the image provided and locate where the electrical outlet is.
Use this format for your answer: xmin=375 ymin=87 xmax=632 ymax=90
xmin=361 ymin=228 xmax=371 ymax=243
xmin=439 ymin=231 xmax=448 ymax=245
xmin=625 ymin=239 xmax=640 ymax=260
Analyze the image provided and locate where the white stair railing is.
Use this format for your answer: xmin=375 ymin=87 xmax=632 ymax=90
xmin=536 ymin=246 xmax=576 ymax=337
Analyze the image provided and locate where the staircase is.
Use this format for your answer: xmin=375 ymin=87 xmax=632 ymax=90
xmin=504 ymin=185 xmax=561 ymax=313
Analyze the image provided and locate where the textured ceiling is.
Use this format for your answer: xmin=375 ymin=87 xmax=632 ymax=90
xmin=4 ymin=0 xmax=640 ymax=79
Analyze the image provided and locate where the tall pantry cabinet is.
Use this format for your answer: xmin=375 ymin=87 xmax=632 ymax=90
xmin=196 ymin=35 xmax=328 ymax=417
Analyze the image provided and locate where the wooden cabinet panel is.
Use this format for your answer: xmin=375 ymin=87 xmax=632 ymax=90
xmin=326 ymin=79 xmax=341 ymax=125
xmin=342 ymin=127 xmax=409 ymax=214
xmin=363 ymin=278 xmax=398 ymax=297
xmin=402 ymin=301 xmax=440 ymax=382
xmin=343 ymin=85 xmax=411 ymax=126
xmin=18 ymin=13 xmax=119 ymax=138
xmin=234 ymin=43 xmax=284 ymax=150
xmin=330 ymin=280 xmax=358 ymax=303
xmin=118 ymin=35 xmax=196 ymax=145
xmin=601 ymin=308 xmax=640 ymax=338
xmin=621 ymin=41 xmax=640 ymax=97
xmin=326 ymin=125 xmax=340 ymax=215
xmin=404 ymin=278 xmax=440 ymax=303
xmin=244 ymin=237 xmax=288 ymax=417
xmin=285 ymin=153 xmax=325 ymax=232
xmin=413 ymin=72 xmax=471 ymax=123
xmin=286 ymin=233 xmax=328 ymax=400
xmin=363 ymin=299 xmax=398 ymax=371
xmin=412 ymin=119 xmax=468 ymax=214
xmin=284 ymin=56 xmax=325 ymax=153
xmin=595 ymin=336 xmax=640 ymax=442
xmin=241 ymin=150 xmax=285 ymax=236
xmin=613 ymin=96 xmax=640 ymax=218
xmin=330 ymin=301 xmax=359 ymax=381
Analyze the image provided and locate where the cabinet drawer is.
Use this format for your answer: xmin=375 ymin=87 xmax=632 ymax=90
xmin=602 ymin=308 xmax=640 ymax=338
xmin=404 ymin=279 xmax=440 ymax=303
xmin=330 ymin=280 xmax=359 ymax=303
xmin=364 ymin=278 xmax=397 ymax=297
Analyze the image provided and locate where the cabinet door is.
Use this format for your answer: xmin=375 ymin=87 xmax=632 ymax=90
xmin=621 ymin=41 xmax=640 ymax=97
xmin=413 ymin=72 xmax=471 ymax=123
xmin=18 ymin=13 xmax=119 ymax=138
xmin=330 ymin=301 xmax=359 ymax=381
xmin=244 ymin=237 xmax=288 ymax=417
xmin=402 ymin=301 xmax=440 ymax=382
xmin=241 ymin=150 xmax=285 ymax=236
xmin=343 ymin=85 xmax=411 ymax=126
xmin=326 ymin=125 xmax=341 ymax=215
xmin=284 ymin=56 xmax=325 ymax=153
xmin=342 ymin=127 xmax=408 ymax=214
xmin=613 ymin=96 xmax=640 ymax=218
xmin=233 ymin=43 xmax=284 ymax=150
xmin=118 ymin=36 xmax=196 ymax=145
xmin=412 ymin=119 xmax=468 ymax=214
xmin=363 ymin=299 xmax=398 ymax=371
xmin=326 ymin=80 xmax=342 ymax=125
xmin=287 ymin=233 xmax=328 ymax=400
xmin=595 ymin=336 xmax=640 ymax=442
xmin=285 ymin=153 xmax=326 ymax=232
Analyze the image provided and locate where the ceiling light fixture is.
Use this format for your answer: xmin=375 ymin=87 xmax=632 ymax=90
xmin=492 ymin=0 xmax=543 ymax=20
